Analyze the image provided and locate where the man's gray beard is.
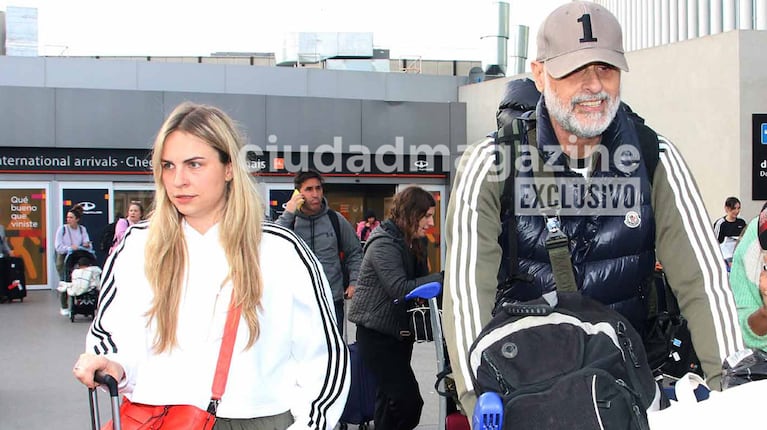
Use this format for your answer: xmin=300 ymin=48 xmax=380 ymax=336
xmin=544 ymin=83 xmax=620 ymax=139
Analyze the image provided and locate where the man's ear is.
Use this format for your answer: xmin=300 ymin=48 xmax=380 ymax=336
xmin=530 ymin=61 xmax=545 ymax=92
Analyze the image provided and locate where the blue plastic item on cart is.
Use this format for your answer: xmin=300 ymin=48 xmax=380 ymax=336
xmin=472 ymin=392 xmax=503 ymax=430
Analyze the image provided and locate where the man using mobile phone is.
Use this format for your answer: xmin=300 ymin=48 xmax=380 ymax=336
xmin=277 ymin=170 xmax=363 ymax=332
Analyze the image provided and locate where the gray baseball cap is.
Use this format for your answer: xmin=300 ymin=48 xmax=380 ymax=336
xmin=536 ymin=1 xmax=628 ymax=79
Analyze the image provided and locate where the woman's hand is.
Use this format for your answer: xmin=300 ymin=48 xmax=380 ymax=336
xmin=72 ymin=353 xmax=125 ymax=389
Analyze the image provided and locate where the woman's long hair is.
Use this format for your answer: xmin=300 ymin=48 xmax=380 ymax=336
xmin=389 ymin=186 xmax=436 ymax=261
xmin=145 ymin=102 xmax=264 ymax=352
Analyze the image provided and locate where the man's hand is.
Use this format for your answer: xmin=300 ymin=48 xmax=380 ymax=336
xmin=344 ymin=285 xmax=356 ymax=299
xmin=285 ymin=191 xmax=305 ymax=214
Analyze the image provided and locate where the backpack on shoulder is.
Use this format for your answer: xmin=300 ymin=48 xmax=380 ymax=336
xmin=98 ymin=219 xmax=121 ymax=254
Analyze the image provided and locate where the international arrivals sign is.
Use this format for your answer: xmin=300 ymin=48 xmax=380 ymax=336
xmin=0 ymin=147 xmax=153 ymax=175
xmin=0 ymin=146 xmax=447 ymax=178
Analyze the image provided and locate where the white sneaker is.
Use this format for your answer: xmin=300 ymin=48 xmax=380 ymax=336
xmin=57 ymin=282 xmax=67 ymax=293
xmin=60 ymin=308 xmax=70 ymax=317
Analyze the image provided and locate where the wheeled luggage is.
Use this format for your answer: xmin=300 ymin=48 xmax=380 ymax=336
xmin=0 ymin=256 xmax=27 ymax=303
xmin=339 ymin=342 xmax=376 ymax=429
xmin=89 ymin=371 xmax=122 ymax=430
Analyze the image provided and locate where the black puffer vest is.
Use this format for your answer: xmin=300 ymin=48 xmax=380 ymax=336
xmin=499 ymin=100 xmax=656 ymax=331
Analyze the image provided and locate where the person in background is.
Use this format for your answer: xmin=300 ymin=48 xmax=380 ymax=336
xmin=728 ymin=202 xmax=767 ymax=350
xmin=276 ymin=170 xmax=363 ymax=331
xmin=713 ymin=197 xmax=747 ymax=269
xmin=442 ymin=1 xmax=744 ymax=415
xmin=110 ymin=202 xmax=145 ymax=254
xmin=71 ymin=102 xmax=350 ymax=429
xmin=348 ymin=186 xmax=442 ymax=430
xmin=356 ymin=209 xmax=380 ymax=243
xmin=713 ymin=197 xmax=747 ymax=244
xmin=54 ymin=204 xmax=92 ymax=315
xmin=57 ymin=256 xmax=102 ymax=297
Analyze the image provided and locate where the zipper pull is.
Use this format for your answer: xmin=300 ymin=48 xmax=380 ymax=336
xmin=616 ymin=321 xmax=641 ymax=368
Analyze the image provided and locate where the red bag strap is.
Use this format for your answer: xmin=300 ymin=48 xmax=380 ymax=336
xmin=211 ymin=299 xmax=242 ymax=402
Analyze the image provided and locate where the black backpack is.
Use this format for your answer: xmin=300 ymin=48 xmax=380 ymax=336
xmin=98 ymin=219 xmax=121 ymax=254
xmin=469 ymin=292 xmax=657 ymax=430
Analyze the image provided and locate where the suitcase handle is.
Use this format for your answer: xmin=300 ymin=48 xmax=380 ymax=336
xmin=94 ymin=370 xmax=119 ymax=397
xmin=92 ymin=370 xmax=122 ymax=430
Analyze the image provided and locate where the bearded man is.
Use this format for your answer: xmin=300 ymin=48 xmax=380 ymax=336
xmin=442 ymin=1 xmax=744 ymax=416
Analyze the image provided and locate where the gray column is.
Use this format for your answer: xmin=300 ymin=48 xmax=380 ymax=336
xmin=645 ymin=0 xmax=653 ymax=48
xmin=723 ymin=0 xmax=737 ymax=31
xmin=661 ymin=0 xmax=671 ymax=44
xmin=739 ymin=0 xmax=754 ymax=29
xmin=679 ymin=0 xmax=689 ymax=40
xmin=711 ymin=0 xmax=724 ymax=34
xmin=670 ymin=0 xmax=680 ymax=42
xmin=698 ymin=0 xmax=711 ymax=36
xmin=687 ymin=0 xmax=699 ymax=38
xmin=757 ymin=0 xmax=767 ymax=30
xmin=632 ymin=0 xmax=640 ymax=50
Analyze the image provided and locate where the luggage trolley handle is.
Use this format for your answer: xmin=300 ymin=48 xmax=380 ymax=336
xmin=91 ymin=370 xmax=122 ymax=430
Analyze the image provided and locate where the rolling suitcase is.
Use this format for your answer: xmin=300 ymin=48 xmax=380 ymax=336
xmin=340 ymin=342 xmax=376 ymax=429
xmin=89 ymin=371 xmax=122 ymax=430
xmin=0 ymin=256 xmax=26 ymax=303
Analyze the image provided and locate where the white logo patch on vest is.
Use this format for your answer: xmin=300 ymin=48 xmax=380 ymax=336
xmin=624 ymin=211 xmax=641 ymax=228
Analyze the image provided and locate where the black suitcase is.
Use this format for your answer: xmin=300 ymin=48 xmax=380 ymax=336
xmin=340 ymin=342 xmax=377 ymax=429
xmin=0 ymin=256 xmax=27 ymax=303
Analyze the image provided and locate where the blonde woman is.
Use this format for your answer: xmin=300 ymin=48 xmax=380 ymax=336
xmin=72 ymin=103 xmax=350 ymax=429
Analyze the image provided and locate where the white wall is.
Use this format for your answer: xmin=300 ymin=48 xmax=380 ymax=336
xmin=623 ymin=30 xmax=767 ymax=221
xmin=737 ymin=30 xmax=767 ymax=219
xmin=622 ymin=30 xmax=742 ymax=221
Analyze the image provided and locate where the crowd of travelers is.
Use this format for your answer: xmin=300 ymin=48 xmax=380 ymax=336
xmin=56 ymin=3 xmax=767 ymax=429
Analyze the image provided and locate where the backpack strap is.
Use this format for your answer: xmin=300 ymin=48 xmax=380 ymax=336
xmin=497 ymin=119 xmax=526 ymax=283
xmin=624 ymin=105 xmax=660 ymax=185
xmin=636 ymin=122 xmax=659 ymax=185
xmin=328 ymin=210 xmax=352 ymax=288
xmin=517 ymin=120 xmax=578 ymax=294
xmin=327 ymin=210 xmax=344 ymax=260
xmin=498 ymin=112 xmax=578 ymax=293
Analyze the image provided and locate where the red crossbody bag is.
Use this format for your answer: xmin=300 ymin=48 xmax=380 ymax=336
xmin=102 ymin=300 xmax=242 ymax=430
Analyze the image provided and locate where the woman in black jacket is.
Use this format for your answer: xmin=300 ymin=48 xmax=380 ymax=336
xmin=348 ymin=186 xmax=440 ymax=430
